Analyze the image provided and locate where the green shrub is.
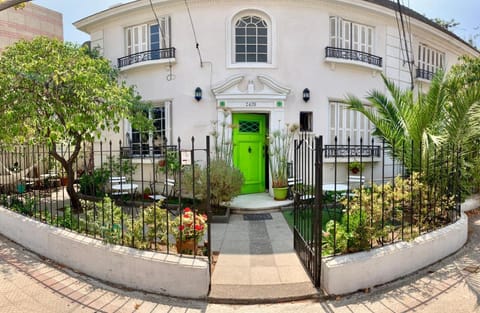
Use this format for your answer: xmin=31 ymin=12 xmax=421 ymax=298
xmin=78 ymin=168 xmax=111 ymax=196
xmin=183 ymin=159 xmax=244 ymax=210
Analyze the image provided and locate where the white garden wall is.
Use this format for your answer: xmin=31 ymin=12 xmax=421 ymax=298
xmin=0 ymin=206 xmax=209 ymax=299
xmin=322 ymin=212 xmax=468 ymax=295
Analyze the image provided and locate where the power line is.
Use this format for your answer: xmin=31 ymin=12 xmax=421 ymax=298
xmin=396 ymin=0 xmax=414 ymax=90
xmin=184 ymin=0 xmax=204 ymax=67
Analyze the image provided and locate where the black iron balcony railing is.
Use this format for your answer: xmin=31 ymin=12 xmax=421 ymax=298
xmin=416 ymin=68 xmax=436 ymax=80
xmin=325 ymin=46 xmax=383 ymax=68
xmin=117 ymin=47 xmax=176 ymax=69
xmin=324 ymin=145 xmax=381 ymax=158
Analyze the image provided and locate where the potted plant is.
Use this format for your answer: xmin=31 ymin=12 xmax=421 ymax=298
xmin=268 ymin=124 xmax=299 ymax=200
xmin=170 ymin=207 xmax=207 ymax=254
xmin=348 ymin=161 xmax=364 ymax=174
xmin=143 ymin=186 xmax=152 ymax=200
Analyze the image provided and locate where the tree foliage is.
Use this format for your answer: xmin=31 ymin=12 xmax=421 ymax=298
xmin=0 ymin=37 xmax=151 ymax=211
xmin=431 ymin=18 xmax=460 ymax=30
xmin=345 ymin=57 xmax=480 ymax=193
xmin=0 ymin=0 xmax=30 ymax=11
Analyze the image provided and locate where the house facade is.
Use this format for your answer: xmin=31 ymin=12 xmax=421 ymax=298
xmin=0 ymin=3 xmax=63 ymax=52
xmin=74 ymin=0 xmax=478 ymax=193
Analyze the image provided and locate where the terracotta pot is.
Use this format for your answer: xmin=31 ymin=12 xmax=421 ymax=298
xmin=176 ymin=239 xmax=197 ymax=254
xmin=60 ymin=177 xmax=68 ymax=186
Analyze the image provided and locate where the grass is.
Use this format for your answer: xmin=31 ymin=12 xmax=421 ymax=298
xmin=282 ymin=205 xmax=344 ymax=240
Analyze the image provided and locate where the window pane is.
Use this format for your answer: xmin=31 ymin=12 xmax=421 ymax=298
xmin=131 ymin=104 xmax=166 ymax=156
xmin=258 ymin=53 xmax=267 ymax=62
xmin=258 ymin=45 xmax=267 ymax=53
xmin=236 ymin=36 xmax=245 ymax=44
xmin=236 ymin=54 xmax=245 ymax=62
xmin=247 ymin=27 xmax=256 ymax=36
xmin=247 ymin=54 xmax=257 ymax=62
xmin=300 ymin=112 xmax=313 ymax=132
xmin=234 ymin=15 xmax=268 ymax=63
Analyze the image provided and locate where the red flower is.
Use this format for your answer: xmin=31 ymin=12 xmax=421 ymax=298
xmin=184 ymin=207 xmax=191 ymax=212
xmin=195 ymin=224 xmax=203 ymax=231
xmin=178 ymin=225 xmax=185 ymax=231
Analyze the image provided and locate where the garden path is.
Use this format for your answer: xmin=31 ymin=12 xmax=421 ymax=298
xmin=209 ymin=192 xmax=317 ymax=303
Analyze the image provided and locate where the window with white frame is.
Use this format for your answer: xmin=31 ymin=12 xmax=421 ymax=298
xmin=417 ymin=43 xmax=445 ymax=79
xmin=329 ymin=17 xmax=374 ymax=53
xmin=129 ymin=102 xmax=171 ymax=157
xmin=329 ymin=102 xmax=372 ymax=145
xmin=125 ymin=16 xmax=171 ymax=56
xmin=234 ymin=15 xmax=270 ymax=63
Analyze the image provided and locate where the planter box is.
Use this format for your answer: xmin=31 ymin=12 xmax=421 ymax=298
xmin=211 ymin=206 xmax=230 ymax=223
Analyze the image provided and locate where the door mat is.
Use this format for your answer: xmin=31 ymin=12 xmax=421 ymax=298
xmin=243 ymin=213 xmax=272 ymax=221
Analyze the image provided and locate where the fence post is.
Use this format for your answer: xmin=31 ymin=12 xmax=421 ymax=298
xmin=206 ymin=135 xmax=212 ymax=291
xmin=313 ymin=136 xmax=323 ymax=287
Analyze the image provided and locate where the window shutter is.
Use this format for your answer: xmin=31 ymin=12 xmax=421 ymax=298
xmin=343 ymin=21 xmax=351 ymax=49
xmin=329 ymin=17 xmax=337 ymax=47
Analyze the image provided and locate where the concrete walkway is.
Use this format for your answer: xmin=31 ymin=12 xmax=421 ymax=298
xmin=209 ymin=211 xmax=317 ymax=303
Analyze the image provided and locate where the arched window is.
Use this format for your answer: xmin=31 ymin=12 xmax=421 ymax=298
xmin=234 ymin=15 xmax=268 ymax=63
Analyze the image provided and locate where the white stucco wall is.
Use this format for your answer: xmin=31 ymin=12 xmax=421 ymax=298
xmin=321 ymin=212 xmax=468 ymax=295
xmin=74 ymin=0 xmax=479 ymax=186
xmin=0 ymin=206 xmax=209 ymax=299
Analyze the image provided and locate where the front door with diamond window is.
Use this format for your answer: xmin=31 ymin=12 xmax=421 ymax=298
xmin=233 ymin=114 xmax=266 ymax=194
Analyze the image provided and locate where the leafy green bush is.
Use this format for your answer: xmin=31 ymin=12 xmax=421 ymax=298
xmin=322 ymin=172 xmax=457 ymax=255
xmin=183 ymin=159 xmax=244 ymax=210
xmin=104 ymin=156 xmax=138 ymax=178
xmin=78 ymin=168 xmax=111 ymax=196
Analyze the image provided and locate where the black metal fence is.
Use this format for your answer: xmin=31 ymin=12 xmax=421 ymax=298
xmin=325 ymin=46 xmax=383 ymax=67
xmin=117 ymin=47 xmax=176 ymax=68
xmin=0 ymin=136 xmax=211 ymax=260
xmin=292 ymin=133 xmax=462 ymax=287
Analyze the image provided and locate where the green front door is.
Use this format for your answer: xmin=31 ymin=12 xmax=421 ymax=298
xmin=233 ymin=114 xmax=266 ymax=194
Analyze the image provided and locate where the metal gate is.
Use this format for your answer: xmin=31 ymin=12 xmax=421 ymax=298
xmin=292 ymin=134 xmax=323 ymax=287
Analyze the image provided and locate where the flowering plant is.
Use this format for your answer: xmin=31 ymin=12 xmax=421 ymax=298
xmin=171 ymin=208 xmax=208 ymax=241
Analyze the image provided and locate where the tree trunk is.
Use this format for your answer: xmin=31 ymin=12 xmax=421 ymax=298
xmin=65 ymin=165 xmax=82 ymax=214
xmin=50 ymin=140 xmax=83 ymax=214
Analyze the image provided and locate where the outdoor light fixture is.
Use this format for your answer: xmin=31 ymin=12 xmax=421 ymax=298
xmin=194 ymin=87 xmax=202 ymax=101
xmin=303 ymin=88 xmax=310 ymax=102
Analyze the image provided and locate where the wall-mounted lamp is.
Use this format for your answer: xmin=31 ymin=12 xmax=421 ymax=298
xmin=303 ymin=88 xmax=310 ymax=102
xmin=194 ymin=87 xmax=202 ymax=101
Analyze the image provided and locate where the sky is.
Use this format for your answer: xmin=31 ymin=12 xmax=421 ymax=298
xmin=32 ymin=0 xmax=480 ymax=46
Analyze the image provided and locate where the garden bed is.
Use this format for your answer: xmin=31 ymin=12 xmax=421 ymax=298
xmin=0 ymin=205 xmax=210 ymax=299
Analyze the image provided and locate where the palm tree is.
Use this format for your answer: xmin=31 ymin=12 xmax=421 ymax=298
xmin=345 ymin=73 xmax=447 ymax=172
xmin=345 ymin=69 xmax=480 ymax=177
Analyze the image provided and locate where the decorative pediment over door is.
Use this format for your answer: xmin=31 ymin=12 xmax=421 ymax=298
xmin=211 ymin=75 xmax=291 ymax=109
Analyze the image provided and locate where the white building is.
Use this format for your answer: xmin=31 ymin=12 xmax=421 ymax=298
xmin=74 ymin=0 xmax=478 ymax=194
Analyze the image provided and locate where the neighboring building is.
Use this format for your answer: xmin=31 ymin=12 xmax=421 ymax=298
xmin=74 ymin=0 xmax=478 ymax=192
xmin=0 ymin=3 xmax=63 ymax=52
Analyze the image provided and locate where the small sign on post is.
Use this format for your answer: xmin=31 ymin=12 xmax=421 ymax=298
xmin=181 ymin=151 xmax=191 ymax=165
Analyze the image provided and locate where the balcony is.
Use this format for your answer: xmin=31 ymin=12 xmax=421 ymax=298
xmin=325 ymin=46 xmax=382 ymax=69
xmin=324 ymin=145 xmax=381 ymax=158
xmin=416 ymin=68 xmax=435 ymax=81
xmin=117 ymin=47 xmax=176 ymax=70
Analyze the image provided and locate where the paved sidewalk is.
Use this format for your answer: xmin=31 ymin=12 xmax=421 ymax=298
xmin=0 ymin=234 xmax=206 ymax=313
xmin=209 ymin=212 xmax=317 ymax=303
